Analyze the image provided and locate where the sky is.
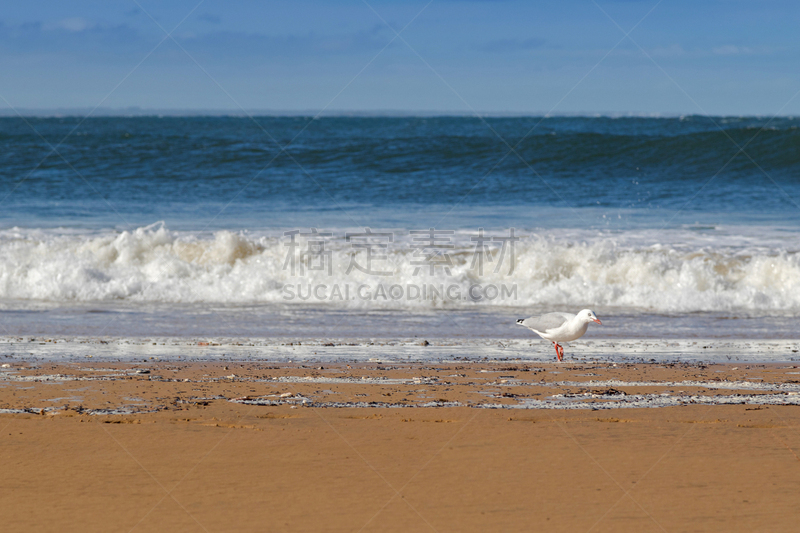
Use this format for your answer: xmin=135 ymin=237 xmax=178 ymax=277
xmin=1 ymin=0 xmax=799 ymax=115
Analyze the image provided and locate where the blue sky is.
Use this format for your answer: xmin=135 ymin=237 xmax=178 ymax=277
xmin=1 ymin=0 xmax=799 ymax=115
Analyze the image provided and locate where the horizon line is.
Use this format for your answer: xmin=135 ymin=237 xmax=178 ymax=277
xmin=0 ymin=107 xmax=796 ymax=119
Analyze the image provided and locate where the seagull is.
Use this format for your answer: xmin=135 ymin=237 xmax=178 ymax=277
xmin=516 ymin=309 xmax=602 ymax=361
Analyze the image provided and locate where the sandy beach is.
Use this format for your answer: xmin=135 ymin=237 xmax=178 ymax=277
xmin=3 ymin=360 xmax=800 ymax=532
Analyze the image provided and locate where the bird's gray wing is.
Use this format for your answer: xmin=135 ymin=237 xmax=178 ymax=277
xmin=519 ymin=313 xmax=569 ymax=332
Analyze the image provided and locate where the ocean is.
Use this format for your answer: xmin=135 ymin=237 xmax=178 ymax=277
xmin=1 ymin=115 xmax=799 ymax=358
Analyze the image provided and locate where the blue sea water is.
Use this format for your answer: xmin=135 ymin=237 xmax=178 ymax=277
xmin=2 ymin=115 xmax=800 ymax=229
xmin=1 ymin=115 xmax=799 ymax=341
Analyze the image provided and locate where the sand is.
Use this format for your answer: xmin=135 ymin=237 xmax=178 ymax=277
xmin=2 ymin=361 xmax=800 ymax=532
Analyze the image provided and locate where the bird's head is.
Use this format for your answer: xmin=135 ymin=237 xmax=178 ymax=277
xmin=579 ymin=309 xmax=602 ymax=325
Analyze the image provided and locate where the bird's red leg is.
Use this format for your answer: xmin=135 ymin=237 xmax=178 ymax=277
xmin=553 ymin=342 xmax=563 ymax=362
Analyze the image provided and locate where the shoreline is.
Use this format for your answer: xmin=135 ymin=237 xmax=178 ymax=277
xmin=3 ymin=336 xmax=800 ymax=365
xmin=3 ymin=360 xmax=800 ymax=415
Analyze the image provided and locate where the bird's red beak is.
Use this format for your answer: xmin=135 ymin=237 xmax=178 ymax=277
xmin=592 ymin=318 xmax=602 ymax=325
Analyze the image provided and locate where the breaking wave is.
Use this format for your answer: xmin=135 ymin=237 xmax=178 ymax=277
xmin=1 ymin=222 xmax=799 ymax=313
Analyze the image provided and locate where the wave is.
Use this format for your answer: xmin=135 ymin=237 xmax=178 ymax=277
xmin=1 ymin=223 xmax=799 ymax=313
xmin=3 ymin=116 xmax=800 ymax=215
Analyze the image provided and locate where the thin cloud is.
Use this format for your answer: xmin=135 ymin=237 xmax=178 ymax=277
xmin=712 ymin=45 xmax=753 ymax=55
xmin=53 ymin=17 xmax=93 ymax=32
xmin=179 ymin=28 xmax=396 ymax=60
xmin=0 ymin=20 xmax=141 ymax=55
xmin=198 ymin=13 xmax=221 ymax=24
xmin=649 ymin=44 xmax=685 ymax=57
xmin=480 ymin=37 xmax=545 ymax=53
xmin=0 ymin=20 xmax=391 ymax=63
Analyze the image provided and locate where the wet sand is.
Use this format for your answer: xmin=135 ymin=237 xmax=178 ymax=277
xmin=2 ymin=361 xmax=800 ymax=532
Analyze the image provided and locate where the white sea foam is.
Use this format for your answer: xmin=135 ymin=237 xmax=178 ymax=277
xmin=1 ymin=222 xmax=799 ymax=313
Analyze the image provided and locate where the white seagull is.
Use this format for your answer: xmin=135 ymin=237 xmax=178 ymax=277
xmin=516 ymin=309 xmax=602 ymax=361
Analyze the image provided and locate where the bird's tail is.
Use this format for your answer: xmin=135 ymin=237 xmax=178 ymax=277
xmin=516 ymin=318 xmax=525 ymax=325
